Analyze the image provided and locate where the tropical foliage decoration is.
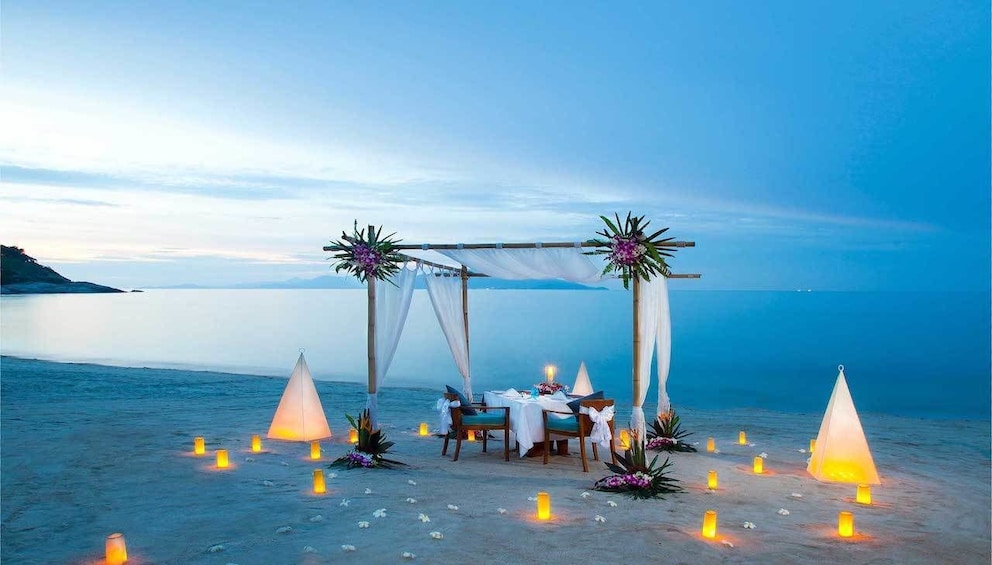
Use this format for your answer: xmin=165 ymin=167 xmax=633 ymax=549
xmin=585 ymin=212 xmax=676 ymax=289
xmin=594 ymin=431 xmax=680 ymax=499
xmin=326 ymin=221 xmax=405 ymax=283
xmin=645 ymin=409 xmax=697 ymax=453
xmin=330 ymin=409 xmax=405 ymax=469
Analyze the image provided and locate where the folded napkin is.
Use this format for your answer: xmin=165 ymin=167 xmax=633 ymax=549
xmin=503 ymin=388 xmax=519 ymax=397
xmin=550 ymin=390 xmax=569 ymax=401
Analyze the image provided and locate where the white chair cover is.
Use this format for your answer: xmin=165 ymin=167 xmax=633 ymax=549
xmin=584 ymin=405 xmax=615 ymax=448
xmin=436 ymin=398 xmax=461 ymax=436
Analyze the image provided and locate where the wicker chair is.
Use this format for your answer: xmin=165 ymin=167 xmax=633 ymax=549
xmin=542 ymin=398 xmax=618 ymax=472
xmin=441 ymin=392 xmax=511 ymax=462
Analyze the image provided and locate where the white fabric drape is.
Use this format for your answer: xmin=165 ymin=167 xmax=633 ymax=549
xmin=437 ymin=247 xmax=603 ymax=283
xmin=631 ymin=277 xmax=662 ymax=442
xmin=423 ymin=268 xmax=472 ymax=402
xmin=584 ymin=405 xmax=615 ymax=448
xmin=435 ymin=397 xmax=460 ymax=436
xmin=366 ymin=264 xmax=417 ymax=424
xmin=655 ymin=276 xmax=672 ymax=416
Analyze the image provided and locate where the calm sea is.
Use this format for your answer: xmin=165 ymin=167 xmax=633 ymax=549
xmin=1 ymin=290 xmax=988 ymax=419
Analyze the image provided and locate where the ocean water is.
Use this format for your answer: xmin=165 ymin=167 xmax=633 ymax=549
xmin=1 ymin=289 xmax=988 ymax=419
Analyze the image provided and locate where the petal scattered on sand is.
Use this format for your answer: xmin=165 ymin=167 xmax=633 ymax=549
xmin=281 ymin=462 xmax=289 ymax=466
xmin=262 ymin=480 xmax=274 ymax=487
xmin=607 ymin=500 xmax=617 ymax=507
xmin=328 ymin=473 xmax=337 ymax=479
xmin=759 ymin=452 xmax=769 ymax=458
xmin=373 ymin=508 xmax=387 ymax=518
xmin=408 ymin=480 xmax=417 ymax=486
xmin=364 ymin=488 xmax=372 ymax=494
xmin=208 ymin=544 xmax=225 ymax=553
xmin=406 ymin=498 xmax=417 ymax=503
xmin=581 ymin=492 xmax=591 ymax=498
xmin=340 ymin=499 xmax=351 ymax=507
xmin=447 ymin=504 xmax=458 ymax=511
xmin=527 ymin=497 xmax=537 ymax=501
xmin=358 ymin=521 xmax=370 ymax=528
xmin=497 ymin=508 xmax=507 ymax=514
xmin=747 ymin=442 xmax=756 ymax=447
xmin=402 ymin=551 xmax=416 ymax=559
xmin=743 ymin=521 xmax=756 ymax=529
xmin=245 ymin=457 xmax=255 ymax=463
xmin=341 ymin=545 xmax=356 ymax=552
xmin=418 ymin=513 xmax=431 ymax=523
xmin=595 ymin=515 xmax=606 ymax=523
xmin=303 ymin=546 xmax=318 ymax=553
xmin=309 ymin=515 xmax=324 ymax=522
xmin=713 ymin=449 xmax=721 ymax=454
xmin=790 ymin=493 xmax=803 ymax=498
xmin=778 ymin=508 xmax=790 ymax=516
xmin=276 ymin=526 xmax=292 ymax=533
xmin=721 ymin=540 xmax=734 ymax=548
xmin=798 ymin=448 xmax=807 ymax=454
xmin=704 ymin=489 xmax=715 ymax=494
xmin=430 ymin=531 xmax=443 ymax=540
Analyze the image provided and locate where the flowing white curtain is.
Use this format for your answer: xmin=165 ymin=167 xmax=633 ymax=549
xmin=423 ymin=267 xmax=473 ymax=402
xmin=437 ymin=247 xmax=603 ymax=283
xmin=631 ymin=277 xmax=663 ymax=442
xmin=655 ymin=276 xmax=672 ymax=416
xmin=366 ymin=263 xmax=417 ymax=424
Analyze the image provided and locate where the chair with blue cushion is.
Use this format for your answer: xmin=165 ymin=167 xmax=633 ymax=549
xmin=442 ymin=392 xmax=511 ymax=462
xmin=542 ymin=398 xmax=617 ymax=472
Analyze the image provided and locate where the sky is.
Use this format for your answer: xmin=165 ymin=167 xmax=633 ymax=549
xmin=1 ymin=1 xmax=989 ymax=291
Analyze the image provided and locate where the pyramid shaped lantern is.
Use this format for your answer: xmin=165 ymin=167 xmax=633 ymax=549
xmin=572 ymin=361 xmax=594 ymax=397
xmin=267 ymin=352 xmax=332 ymax=441
xmin=807 ymin=365 xmax=880 ymax=485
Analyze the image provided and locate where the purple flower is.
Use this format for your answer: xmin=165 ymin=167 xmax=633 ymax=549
xmin=608 ymin=236 xmax=644 ymax=267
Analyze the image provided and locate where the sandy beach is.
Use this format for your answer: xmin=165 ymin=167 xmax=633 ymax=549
xmin=1 ymin=356 xmax=989 ymax=564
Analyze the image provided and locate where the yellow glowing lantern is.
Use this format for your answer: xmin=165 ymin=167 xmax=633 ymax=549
xmin=701 ymin=510 xmax=717 ymax=539
xmin=193 ymin=436 xmax=205 ymax=456
xmin=810 ymin=438 xmax=816 ymax=453
xmin=467 ymin=431 xmax=476 ymax=442
xmin=105 ymin=533 xmax=127 ymax=565
xmin=349 ymin=428 xmax=358 ymax=443
xmin=544 ymin=364 xmax=556 ymax=383
xmin=619 ymin=429 xmax=631 ymax=450
xmin=536 ymin=492 xmax=551 ymax=520
xmin=838 ymin=511 xmax=854 ymax=537
xmin=216 ymin=449 xmax=229 ymax=468
xmin=313 ymin=469 xmax=326 ymax=494
xmin=706 ymin=437 xmax=715 ymax=452
xmin=753 ymin=456 xmax=764 ymax=474
xmin=856 ymin=484 xmax=872 ymax=505
xmin=419 ymin=423 xmax=429 ymax=436
xmin=251 ymin=434 xmax=262 ymax=453
xmin=739 ymin=430 xmax=747 ymax=445
xmin=707 ymin=470 xmax=718 ymax=490
xmin=310 ymin=441 xmax=321 ymax=460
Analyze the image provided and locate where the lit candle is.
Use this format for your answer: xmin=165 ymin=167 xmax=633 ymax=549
xmin=706 ymin=437 xmax=715 ymax=452
xmin=216 ymin=449 xmax=229 ymax=469
xmin=467 ymin=431 xmax=476 ymax=442
xmin=739 ymin=430 xmax=747 ymax=445
xmin=310 ymin=441 xmax=321 ymax=460
xmin=251 ymin=434 xmax=262 ymax=453
xmin=707 ymin=470 xmax=718 ymax=490
xmin=419 ymin=423 xmax=429 ymax=436
xmin=753 ymin=456 xmax=764 ymax=474
xmin=838 ymin=511 xmax=854 ymax=537
xmin=810 ymin=438 xmax=816 ymax=453
xmin=105 ymin=533 xmax=127 ymax=565
xmin=619 ymin=429 xmax=631 ymax=450
xmin=194 ymin=436 xmax=205 ymax=456
xmin=701 ymin=510 xmax=717 ymax=539
xmin=856 ymin=484 xmax=872 ymax=505
xmin=544 ymin=364 xmax=556 ymax=383
xmin=536 ymin=492 xmax=551 ymax=520
xmin=313 ymin=469 xmax=326 ymax=494
xmin=349 ymin=428 xmax=358 ymax=444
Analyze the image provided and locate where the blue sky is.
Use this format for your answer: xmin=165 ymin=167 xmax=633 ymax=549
xmin=1 ymin=1 xmax=988 ymax=290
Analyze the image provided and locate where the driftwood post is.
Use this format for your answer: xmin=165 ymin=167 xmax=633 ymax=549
xmin=367 ymin=226 xmax=378 ymax=427
xmin=461 ymin=265 xmax=471 ymax=402
xmin=632 ymin=275 xmax=641 ymax=440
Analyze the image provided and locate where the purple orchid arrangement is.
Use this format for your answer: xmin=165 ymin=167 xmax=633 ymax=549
xmin=327 ymin=221 xmax=404 ymax=284
xmin=586 ymin=212 xmax=676 ymax=289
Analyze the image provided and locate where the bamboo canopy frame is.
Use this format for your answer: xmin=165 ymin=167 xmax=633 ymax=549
xmin=323 ymin=227 xmax=699 ymax=427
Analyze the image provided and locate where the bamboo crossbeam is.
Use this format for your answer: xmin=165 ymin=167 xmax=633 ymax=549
xmin=391 ymin=241 xmax=694 ymax=250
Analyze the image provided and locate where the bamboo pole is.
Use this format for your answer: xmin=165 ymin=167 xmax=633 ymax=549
xmin=632 ymin=276 xmax=641 ymax=416
xmin=367 ymin=228 xmax=378 ymax=402
xmin=461 ymin=266 xmax=471 ymax=401
xmin=391 ymin=241 xmax=694 ymax=250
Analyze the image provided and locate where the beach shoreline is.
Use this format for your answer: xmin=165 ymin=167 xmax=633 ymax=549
xmin=2 ymin=356 xmax=989 ymax=564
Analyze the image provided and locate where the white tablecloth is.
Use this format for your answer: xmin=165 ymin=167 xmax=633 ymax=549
xmin=483 ymin=391 xmax=573 ymax=457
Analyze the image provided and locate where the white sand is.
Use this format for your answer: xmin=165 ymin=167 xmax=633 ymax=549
xmin=1 ymin=356 xmax=989 ymax=564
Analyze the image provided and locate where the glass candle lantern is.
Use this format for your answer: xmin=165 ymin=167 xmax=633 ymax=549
xmin=753 ymin=456 xmax=764 ymax=474
xmin=216 ymin=449 xmax=229 ymax=468
xmin=419 ymin=423 xmax=429 ymax=436
xmin=701 ymin=510 xmax=717 ymax=539
xmin=707 ymin=470 xmax=718 ymax=490
xmin=856 ymin=484 xmax=872 ymax=505
xmin=313 ymin=469 xmax=326 ymax=494
xmin=251 ymin=434 xmax=262 ymax=453
xmin=810 ymin=438 xmax=816 ymax=453
xmin=536 ymin=492 xmax=551 ymax=520
xmin=349 ymin=428 xmax=358 ymax=443
xmin=193 ymin=436 xmax=205 ymax=456
xmin=310 ymin=441 xmax=321 ymax=460
xmin=738 ymin=431 xmax=747 ymax=445
xmin=619 ymin=429 xmax=631 ymax=450
xmin=838 ymin=511 xmax=854 ymax=537
xmin=706 ymin=437 xmax=715 ymax=452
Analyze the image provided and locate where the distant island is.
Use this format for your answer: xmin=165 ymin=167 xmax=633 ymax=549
xmin=0 ymin=245 xmax=124 ymax=294
xmin=150 ymin=274 xmax=606 ymax=291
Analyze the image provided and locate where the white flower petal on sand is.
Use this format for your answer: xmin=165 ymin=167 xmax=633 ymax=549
xmin=303 ymin=546 xmax=318 ymax=553
xmin=429 ymin=531 xmax=443 ymax=540
xmin=747 ymin=442 xmax=756 ymax=447
xmin=373 ymin=508 xmax=387 ymax=518
xmin=418 ymin=513 xmax=431 ymax=523
xmin=497 ymin=508 xmax=507 ymax=514
xmin=581 ymin=492 xmax=591 ymax=498
xmin=778 ymin=508 xmax=790 ymax=516
xmin=721 ymin=540 xmax=735 ymax=548
xmin=759 ymin=452 xmax=769 ymax=458
xmin=262 ymin=480 xmax=274 ymax=487
xmin=358 ymin=521 xmax=370 ymax=528
xmin=341 ymin=545 xmax=356 ymax=552
xmin=607 ymin=500 xmax=618 ymax=507
xmin=527 ymin=497 xmax=537 ymax=501
xmin=328 ymin=473 xmax=337 ymax=479
xmin=309 ymin=515 xmax=324 ymax=522
xmin=408 ymin=480 xmax=417 ymax=485
xmin=704 ymin=489 xmax=715 ymax=494
xmin=713 ymin=449 xmax=721 ymax=454
xmin=280 ymin=461 xmax=289 ymax=466
xmin=208 ymin=544 xmax=225 ymax=553
xmin=406 ymin=498 xmax=417 ymax=503
xmin=340 ymin=499 xmax=351 ymax=507
xmin=447 ymin=504 xmax=458 ymax=511
xmin=245 ymin=457 xmax=255 ymax=463
xmin=798 ymin=448 xmax=807 ymax=454
xmin=743 ymin=521 xmax=756 ymax=529
xmin=790 ymin=493 xmax=803 ymax=498
xmin=276 ymin=526 xmax=292 ymax=534
xmin=594 ymin=515 xmax=606 ymax=523
xmin=402 ymin=551 xmax=416 ymax=559
xmin=364 ymin=488 xmax=372 ymax=494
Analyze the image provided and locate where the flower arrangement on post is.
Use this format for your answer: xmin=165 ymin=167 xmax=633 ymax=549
xmin=330 ymin=409 xmax=405 ymax=469
xmin=326 ymin=221 xmax=405 ymax=284
xmin=585 ymin=212 xmax=676 ymax=289
xmin=535 ymin=382 xmax=569 ymax=395
xmin=594 ymin=431 xmax=680 ymax=499
xmin=645 ymin=409 xmax=697 ymax=453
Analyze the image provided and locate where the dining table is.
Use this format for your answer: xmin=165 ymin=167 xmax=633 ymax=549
xmin=482 ymin=389 xmax=575 ymax=458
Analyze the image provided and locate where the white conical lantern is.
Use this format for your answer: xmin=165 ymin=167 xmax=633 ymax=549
xmin=267 ymin=352 xmax=333 ymax=441
xmin=807 ymin=365 xmax=880 ymax=485
xmin=572 ymin=362 xmax=594 ymax=396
